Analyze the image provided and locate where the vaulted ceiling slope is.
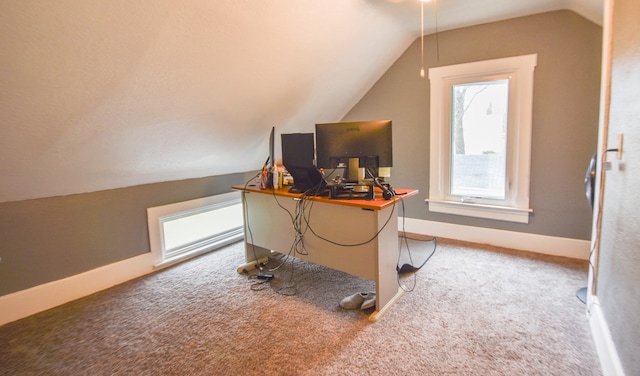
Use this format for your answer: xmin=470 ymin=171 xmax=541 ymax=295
xmin=0 ymin=0 xmax=603 ymax=203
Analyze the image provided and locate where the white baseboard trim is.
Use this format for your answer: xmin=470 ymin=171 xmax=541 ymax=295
xmin=0 ymin=217 xmax=591 ymax=327
xmin=399 ymin=218 xmax=591 ymax=260
xmin=0 ymin=252 xmax=155 ymax=327
xmin=588 ymin=297 xmax=626 ymax=376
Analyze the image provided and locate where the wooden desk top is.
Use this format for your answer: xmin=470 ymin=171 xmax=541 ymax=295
xmin=232 ymin=184 xmax=418 ymax=210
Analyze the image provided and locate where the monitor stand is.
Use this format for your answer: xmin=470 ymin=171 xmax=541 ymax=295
xmin=347 ymin=157 xmax=362 ymax=182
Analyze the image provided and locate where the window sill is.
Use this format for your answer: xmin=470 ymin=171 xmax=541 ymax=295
xmin=425 ymin=199 xmax=532 ymax=223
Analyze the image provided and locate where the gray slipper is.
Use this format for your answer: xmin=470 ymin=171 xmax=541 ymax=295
xmin=360 ymin=293 xmax=376 ymax=310
xmin=340 ymin=292 xmax=374 ymax=310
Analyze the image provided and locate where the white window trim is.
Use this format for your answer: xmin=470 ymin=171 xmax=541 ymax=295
xmin=427 ymin=54 xmax=537 ymax=223
xmin=147 ymin=191 xmax=244 ymax=268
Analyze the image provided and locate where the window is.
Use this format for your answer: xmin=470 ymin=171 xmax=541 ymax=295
xmin=427 ymin=54 xmax=537 ymax=223
xmin=147 ymin=192 xmax=244 ymax=268
xmin=161 ymin=200 xmax=243 ymax=262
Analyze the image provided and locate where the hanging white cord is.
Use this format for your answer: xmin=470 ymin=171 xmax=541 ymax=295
xmin=420 ymin=1 xmax=425 ymax=78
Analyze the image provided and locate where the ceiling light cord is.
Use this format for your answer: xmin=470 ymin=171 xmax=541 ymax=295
xmin=420 ymin=0 xmax=439 ymax=77
xmin=420 ymin=1 xmax=425 ymax=78
xmin=434 ymin=0 xmax=440 ymax=62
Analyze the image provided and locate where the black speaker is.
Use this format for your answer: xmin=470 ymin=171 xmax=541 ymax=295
xmin=374 ymin=178 xmax=395 ymax=200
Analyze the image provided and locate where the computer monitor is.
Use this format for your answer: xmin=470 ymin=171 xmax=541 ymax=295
xmin=281 ymin=133 xmax=315 ymax=168
xmin=315 ymin=120 xmax=393 ymax=180
xmin=260 ymin=126 xmax=275 ymax=189
xmin=268 ymin=126 xmax=274 ymax=167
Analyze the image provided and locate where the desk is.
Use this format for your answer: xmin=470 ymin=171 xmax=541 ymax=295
xmin=232 ymin=184 xmax=418 ymax=321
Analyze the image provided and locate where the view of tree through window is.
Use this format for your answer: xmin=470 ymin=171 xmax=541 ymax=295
xmin=450 ymin=79 xmax=508 ymax=199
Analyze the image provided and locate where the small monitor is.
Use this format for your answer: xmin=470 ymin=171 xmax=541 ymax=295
xmin=260 ymin=126 xmax=275 ymax=189
xmin=268 ymin=126 xmax=274 ymax=167
xmin=281 ymin=133 xmax=315 ymax=168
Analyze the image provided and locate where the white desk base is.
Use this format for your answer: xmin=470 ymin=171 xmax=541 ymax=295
xmin=235 ymin=187 xmax=416 ymax=321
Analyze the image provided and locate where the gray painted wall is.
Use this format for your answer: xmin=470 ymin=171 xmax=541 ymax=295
xmin=343 ymin=10 xmax=602 ymax=240
xmin=0 ymin=171 xmax=257 ymax=296
xmin=596 ymin=0 xmax=640 ymax=374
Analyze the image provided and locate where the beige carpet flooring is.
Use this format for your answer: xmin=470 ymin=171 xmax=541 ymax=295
xmin=0 ymin=237 xmax=601 ymax=375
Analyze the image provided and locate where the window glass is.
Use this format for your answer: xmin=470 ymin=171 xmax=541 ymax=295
xmin=428 ymin=54 xmax=536 ymax=223
xmin=450 ymin=79 xmax=508 ymax=199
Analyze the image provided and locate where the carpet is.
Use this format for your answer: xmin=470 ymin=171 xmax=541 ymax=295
xmin=0 ymin=238 xmax=602 ymax=375
xmin=397 ymin=234 xmax=437 ymax=274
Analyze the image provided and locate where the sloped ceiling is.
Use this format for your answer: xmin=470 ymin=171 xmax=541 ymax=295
xmin=0 ymin=0 xmax=603 ymax=203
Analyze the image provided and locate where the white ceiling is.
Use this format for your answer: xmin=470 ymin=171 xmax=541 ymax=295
xmin=0 ymin=0 xmax=603 ymax=202
xmin=370 ymin=0 xmax=603 ymax=34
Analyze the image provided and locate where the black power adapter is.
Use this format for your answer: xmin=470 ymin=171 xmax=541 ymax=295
xmin=256 ymin=271 xmax=274 ymax=280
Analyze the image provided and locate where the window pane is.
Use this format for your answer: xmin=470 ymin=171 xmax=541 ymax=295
xmin=162 ymin=204 xmax=243 ymax=252
xmin=450 ymin=80 xmax=508 ymax=199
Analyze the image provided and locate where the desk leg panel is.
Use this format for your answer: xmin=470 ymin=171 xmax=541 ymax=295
xmin=373 ymin=205 xmax=402 ymax=319
xmin=302 ymin=203 xmax=380 ymax=281
xmin=240 ymin=191 xmax=297 ymax=259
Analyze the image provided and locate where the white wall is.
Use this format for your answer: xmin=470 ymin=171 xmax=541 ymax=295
xmin=0 ymin=1 xmax=412 ymax=202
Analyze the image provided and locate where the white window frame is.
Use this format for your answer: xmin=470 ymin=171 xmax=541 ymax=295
xmin=147 ymin=191 xmax=244 ymax=268
xmin=427 ymin=54 xmax=537 ymax=223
